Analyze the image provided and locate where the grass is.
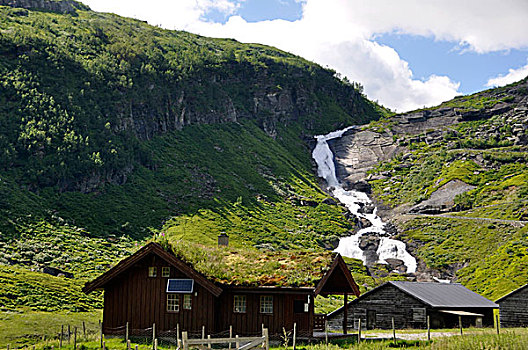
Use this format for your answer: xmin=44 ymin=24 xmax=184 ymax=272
xmin=2 ymin=312 xmax=527 ymax=350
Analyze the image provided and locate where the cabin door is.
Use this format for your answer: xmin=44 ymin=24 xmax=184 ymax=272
xmin=293 ymin=298 xmax=310 ymax=334
xmin=367 ymin=310 xmax=376 ymax=329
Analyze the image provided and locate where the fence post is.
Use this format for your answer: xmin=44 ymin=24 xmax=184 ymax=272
xmin=263 ymin=328 xmax=269 ymax=350
xmin=357 ymin=318 xmax=361 ymax=343
xmin=74 ymin=327 xmax=77 ymax=350
xmin=60 ymin=325 xmax=63 ymax=349
xmin=202 ymin=326 xmax=205 ymax=339
xmin=207 ymin=335 xmax=211 ymax=349
xmin=127 ymin=340 xmax=131 ymax=350
xmin=83 ymin=321 xmax=86 ymax=337
xmin=177 ymin=323 xmax=180 ymax=344
xmin=324 ymin=320 xmax=328 ymax=346
xmin=459 ymin=316 xmax=463 ymax=336
xmin=100 ymin=320 xmax=104 ymax=349
xmin=293 ymin=323 xmax=296 ymax=350
xmin=391 ymin=317 xmax=395 ymax=343
xmin=152 ymin=323 xmax=156 ymax=350
xmin=182 ymin=332 xmax=188 ymax=350
xmin=496 ymin=314 xmax=500 ymax=335
xmin=229 ymin=325 xmax=233 ymax=350
xmin=427 ymin=315 xmax=430 ymax=341
xmin=154 ymin=339 xmax=158 ymax=350
xmin=236 ymin=335 xmax=239 ymax=350
xmin=126 ymin=322 xmax=129 ymax=343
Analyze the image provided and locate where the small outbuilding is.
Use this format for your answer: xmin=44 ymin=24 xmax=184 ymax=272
xmin=83 ymin=240 xmax=360 ymax=337
xmin=496 ymin=283 xmax=528 ymax=327
xmin=327 ymin=281 xmax=498 ymax=330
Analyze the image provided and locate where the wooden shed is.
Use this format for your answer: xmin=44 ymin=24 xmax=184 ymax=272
xmin=326 ymin=281 xmax=498 ymax=330
xmin=83 ymin=241 xmax=360 ymax=337
xmin=496 ymin=284 xmax=528 ymax=327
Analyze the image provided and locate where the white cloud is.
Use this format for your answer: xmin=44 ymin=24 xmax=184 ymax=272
xmin=79 ymin=0 xmax=528 ymax=111
xmin=301 ymin=0 xmax=528 ymax=53
xmin=81 ymin=0 xmax=240 ymax=29
xmin=486 ymin=61 xmax=528 ymax=88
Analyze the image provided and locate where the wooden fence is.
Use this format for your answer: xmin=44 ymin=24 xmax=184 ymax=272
xmin=181 ymin=329 xmax=268 ymax=350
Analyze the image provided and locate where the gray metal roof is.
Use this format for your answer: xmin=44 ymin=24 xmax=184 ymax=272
xmin=390 ymin=281 xmax=498 ymax=308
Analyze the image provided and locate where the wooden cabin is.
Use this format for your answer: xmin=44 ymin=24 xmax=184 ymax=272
xmin=83 ymin=241 xmax=360 ymax=337
xmin=496 ymin=283 xmax=528 ymax=327
xmin=326 ymin=281 xmax=498 ymax=330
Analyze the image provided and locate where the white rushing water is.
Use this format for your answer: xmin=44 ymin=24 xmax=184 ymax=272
xmin=312 ymin=127 xmax=417 ymax=273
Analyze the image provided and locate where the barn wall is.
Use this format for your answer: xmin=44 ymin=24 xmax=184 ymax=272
xmin=499 ymin=286 xmax=528 ymax=327
xmin=217 ymin=290 xmax=313 ymax=337
xmin=102 ymin=253 xmax=217 ymax=334
xmin=327 ymin=284 xmax=427 ymax=330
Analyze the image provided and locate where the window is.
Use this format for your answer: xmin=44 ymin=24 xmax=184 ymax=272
xmin=234 ymin=295 xmax=247 ymax=313
xmin=183 ymin=294 xmax=192 ymax=310
xmin=148 ymin=267 xmax=157 ymax=277
xmin=413 ymin=308 xmax=426 ymax=322
xmin=260 ymin=296 xmax=273 ymax=314
xmin=167 ymin=294 xmax=180 ymax=312
xmin=162 ymin=267 xmax=171 ymax=277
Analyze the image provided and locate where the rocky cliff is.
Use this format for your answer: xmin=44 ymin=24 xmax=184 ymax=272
xmin=327 ymin=77 xmax=528 ymax=293
xmin=331 ymin=77 xmax=528 ymax=203
xmin=0 ymin=0 xmax=88 ymax=13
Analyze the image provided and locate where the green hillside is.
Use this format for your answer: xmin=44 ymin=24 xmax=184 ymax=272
xmin=0 ymin=2 xmax=384 ymax=312
xmin=364 ymin=78 xmax=528 ymax=300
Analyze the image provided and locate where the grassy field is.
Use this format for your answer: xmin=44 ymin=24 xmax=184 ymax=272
xmin=2 ymin=312 xmax=527 ymax=349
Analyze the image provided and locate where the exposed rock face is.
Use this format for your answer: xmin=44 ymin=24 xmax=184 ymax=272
xmin=327 ymin=78 xmax=528 ymax=281
xmin=0 ymin=0 xmax=89 ymax=13
xmin=329 ymin=129 xmax=403 ymax=183
xmin=330 ymin=78 xmax=528 ymax=186
xmin=410 ymin=179 xmax=476 ymax=214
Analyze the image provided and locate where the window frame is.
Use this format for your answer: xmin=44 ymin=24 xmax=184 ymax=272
xmin=183 ymin=294 xmax=192 ymax=310
xmin=233 ymin=295 xmax=247 ymax=313
xmin=260 ymin=295 xmax=273 ymax=314
xmin=162 ymin=267 xmax=171 ymax=278
xmin=148 ymin=267 xmax=157 ymax=278
xmin=167 ymin=294 xmax=180 ymax=312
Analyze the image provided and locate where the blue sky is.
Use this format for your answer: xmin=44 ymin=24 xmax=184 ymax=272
xmin=83 ymin=0 xmax=528 ymax=111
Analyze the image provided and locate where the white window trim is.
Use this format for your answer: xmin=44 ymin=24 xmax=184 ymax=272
xmin=162 ymin=267 xmax=171 ymax=278
xmin=167 ymin=294 xmax=180 ymax=312
xmin=234 ymin=295 xmax=247 ymax=313
xmin=148 ymin=267 xmax=157 ymax=278
xmin=260 ymin=296 xmax=273 ymax=314
xmin=183 ymin=294 xmax=192 ymax=310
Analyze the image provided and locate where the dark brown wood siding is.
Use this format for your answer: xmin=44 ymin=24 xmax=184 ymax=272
xmin=498 ymin=286 xmax=528 ymax=327
xmin=102 ymin=253 xmax=216 ymax=334
xmin=217 ymin=289 xmax=314 ymax=337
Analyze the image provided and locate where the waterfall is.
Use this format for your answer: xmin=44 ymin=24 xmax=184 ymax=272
xmin=312 ymin=127 xmax=417 ymax=274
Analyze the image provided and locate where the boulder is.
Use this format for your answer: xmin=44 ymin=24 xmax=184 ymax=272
xmin=322 ymin=197 xmax=338 ymax=205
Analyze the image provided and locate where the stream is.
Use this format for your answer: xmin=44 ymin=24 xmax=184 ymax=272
xmin=312 ymin=127 xmax=417 ymax=274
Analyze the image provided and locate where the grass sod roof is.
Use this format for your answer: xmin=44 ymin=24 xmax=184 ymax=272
xmin=164 ymin=238 xmax=337 ymax=288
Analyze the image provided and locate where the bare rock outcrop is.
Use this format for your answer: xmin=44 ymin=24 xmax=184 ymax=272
xmin=0 ymin=0 xmax=89 ymax=13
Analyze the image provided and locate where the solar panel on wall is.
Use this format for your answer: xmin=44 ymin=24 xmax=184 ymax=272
xmin=166 ymin=279 xmax=194 ymax=293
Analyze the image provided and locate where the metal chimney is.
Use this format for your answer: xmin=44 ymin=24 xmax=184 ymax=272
xmin=218 ymin=233 xmax=229 ymax=247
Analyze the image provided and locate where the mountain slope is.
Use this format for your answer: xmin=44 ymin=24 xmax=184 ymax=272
xmin=331 ymin=77 xmax=528 ymax=299
xmin=0 ymin=2 xmax=385 ymax=311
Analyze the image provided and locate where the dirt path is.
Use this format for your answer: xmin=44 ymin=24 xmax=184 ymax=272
xmin=407 ymin=213 xmax=528 ymax=226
